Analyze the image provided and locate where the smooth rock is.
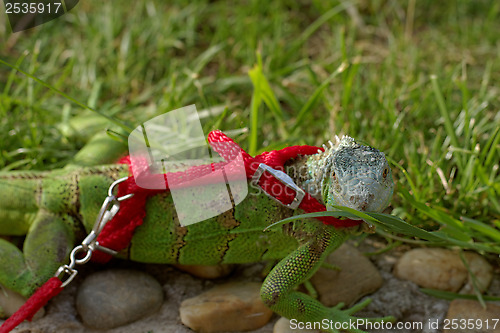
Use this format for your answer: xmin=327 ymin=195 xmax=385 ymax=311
xmin=459 ymin=252 xmax=494 ymax=294
xmin=0 ymin=285 xmax=44 ymax=320
xmin=180 ymin=282 xmax=273 ymax=333
xmin=76 ymin=269 xmax=163 ymax=329
xmin=310 ymin=243 xmax=383 ymax=307
xmin=393 ymin=248 xmax=493 ymax=293
xmin=444 ymin=299 xmax=500 ymax=332
xmin=173 ymin=263 xmax=234 ymax=279
xmin=274 ymin=317 xmax=320 ymax=333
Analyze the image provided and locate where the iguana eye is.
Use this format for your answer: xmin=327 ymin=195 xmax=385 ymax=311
xmin=332 ymin=172 xmax=336 ymax=179
xmin=382 ymin=168 xmax=389 ymax=178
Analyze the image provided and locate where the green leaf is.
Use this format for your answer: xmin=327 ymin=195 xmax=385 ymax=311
xmin=400 ymin=189 xmax=472 ymax=241
xmin=271 ymin=207 xmax=500 ymax=254
xmin=420 ymin=289 xmax=500 ymax=302
xmin=248 ymin=53 xmax=283 ymax=123
xmin=461 ymin=216 xmax=500 ymax=242
xmin=368 ymin=212 xmax=444 ymax=242
xmin=272 ymin=208 xmax=445 ymax=242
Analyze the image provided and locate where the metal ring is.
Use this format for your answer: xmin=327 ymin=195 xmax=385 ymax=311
xmin=71 ymin=245 xmax=93 ymax=265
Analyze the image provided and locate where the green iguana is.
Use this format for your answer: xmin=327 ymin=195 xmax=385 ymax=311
xmin=0 ymin=134 xmax=394 ymax=332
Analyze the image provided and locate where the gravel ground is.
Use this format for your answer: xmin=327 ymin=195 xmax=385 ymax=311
xmin=3 ymin=237 xmax=499 ymax=333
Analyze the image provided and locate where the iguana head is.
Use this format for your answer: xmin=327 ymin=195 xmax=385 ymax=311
xmin=317 ymin=136 xmax=394 ymax=213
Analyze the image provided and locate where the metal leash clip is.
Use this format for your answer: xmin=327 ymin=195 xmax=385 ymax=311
xmin=54 ymin=177 xmax=134 ymax=287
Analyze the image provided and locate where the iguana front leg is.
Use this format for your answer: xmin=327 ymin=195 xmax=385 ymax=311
xmin=261 ymin=226 xmax=372 ymax=333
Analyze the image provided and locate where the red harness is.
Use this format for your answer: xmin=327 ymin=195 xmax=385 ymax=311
xmin=0 ymin=130 xmax=360 ymax=333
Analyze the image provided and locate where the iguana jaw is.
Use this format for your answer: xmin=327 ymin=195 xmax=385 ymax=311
xmin=324 ymin=175 xmax=393 ymax=213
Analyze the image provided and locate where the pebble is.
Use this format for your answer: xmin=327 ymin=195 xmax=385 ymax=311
xmin=310 ymin=243 xmax=383 ymax=306
xmin=274 ymin=317 xmax=320 ymax=333
xmin=393 ymin=248 xmax=493 ymax=293
xmin=173 ymin=263 xmax=234 ymax=279
xmin=444 ymin=299 xmax=500 ymax=333
xmin=180 ymin=281 xmax=273 ymax=333
xmin=0 ymin=285 xmax=44 ymax=320
xmin=76 ymin=269 xmax=163 ymax=329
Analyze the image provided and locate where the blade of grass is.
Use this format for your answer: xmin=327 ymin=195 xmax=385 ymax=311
xmin=386 ymin=156 xmax=420 ymax=201
xmin=2 ymin=52 xmax=28 ymax=95
xmin=479 ymin=61 xmax=492 ymax=100
xmin=400 ymin=189 xmax=470 ymax=238
xmin=461 ymin=216 xmax=500 ymax=242
xmin=248 ymin=52 xmax=284 ymax=123
xmin=286 ymin=2 xmax=350 ymax=62
xmin=421 ymin=289 xmax=500 ymax=302
xmin=459 ymin=251 xmax=485 ymax=308
xmin=249 ymin=81 xmax=262 ymax=155
xmin=430 ymin=74 xmax=462 ymax=168
xmin=269 ymin=209 xmax=445 ymax=243
xmin=483 ymin=126 xmax=500 ymax=168
xmin=0 ymin=58 xmax=132 ymax=132
xmin=341 ymin=59 xmax=360 ymax=109
xmin=292 ymin=62 xmax=347 ymax=132
xmin=270 ymin=208 xmax=500 ymax=253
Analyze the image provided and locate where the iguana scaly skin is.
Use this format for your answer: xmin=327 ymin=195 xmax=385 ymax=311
xmin=0 ymin=135 xmax=393 ymax=332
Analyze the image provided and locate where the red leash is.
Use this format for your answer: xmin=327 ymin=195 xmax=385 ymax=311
xmin=0 ymin=130 xmax=360 ymax=332
xmin=0 ymin=278 xmax=62 ymax=333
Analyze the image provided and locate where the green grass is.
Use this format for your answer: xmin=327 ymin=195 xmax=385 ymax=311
xmin=0 ymin=1 xmax=499 ymax=251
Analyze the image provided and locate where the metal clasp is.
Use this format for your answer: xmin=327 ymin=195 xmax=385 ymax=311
xmin=53 ymin=177 xmax=134 ymax=288
xmin=251 ymin=163 xmax=305 ymax=210
xmin=54 ymin=265 xmax=78 ymax=288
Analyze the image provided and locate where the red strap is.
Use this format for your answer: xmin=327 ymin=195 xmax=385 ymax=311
xmin=207 ymin=131 xmax=360 ymax=228
xmin=0 ymin=277 xmax=62 ymax=333
xmin=92 ymin=130 xmax=360 ymax=262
